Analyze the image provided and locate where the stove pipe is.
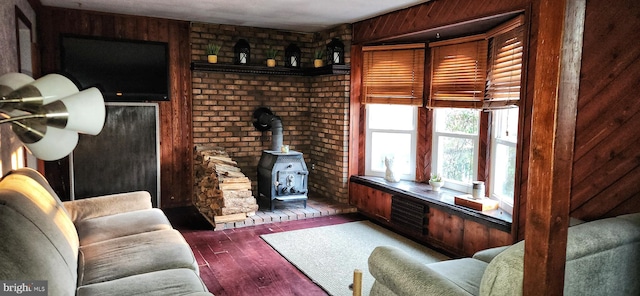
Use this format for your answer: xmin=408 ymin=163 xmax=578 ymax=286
xmin=253 ymin=107 xmax=284 ymax=151
xmin=271 ymin=117 xmax=283 ymax=151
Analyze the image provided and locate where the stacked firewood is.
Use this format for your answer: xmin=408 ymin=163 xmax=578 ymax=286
xmin=193 ymin=146 xmax=258 ymax=225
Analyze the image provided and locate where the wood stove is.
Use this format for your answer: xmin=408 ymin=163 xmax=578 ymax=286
xmin=253 ymin=107 xmax=309 ymax=211
xmin=257 ymin=150 xmax=308 ymax=211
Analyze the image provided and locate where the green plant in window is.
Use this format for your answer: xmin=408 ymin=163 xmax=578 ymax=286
xmin=430 ymin=173 xmax=442 ymax=182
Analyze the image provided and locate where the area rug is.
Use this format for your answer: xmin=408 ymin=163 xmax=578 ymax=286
xmin=260 ymin=220 xmax=449 ymax=296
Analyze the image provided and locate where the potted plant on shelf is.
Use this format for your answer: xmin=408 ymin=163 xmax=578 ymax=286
xmin=429 ymin=173 xmax=443 ymax=192
xmin=266 ymin=48 xmax=278 ymax=67
xmin=314 ymin=50 xmax=325 ymax=68
xmin=206 ymin=43 xmax=221 ymax=63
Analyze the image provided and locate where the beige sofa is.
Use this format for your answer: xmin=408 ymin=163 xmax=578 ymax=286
xmin=0 ymin=168 xmax=213 ymax=296
xmin=368 ymin=213 xmax=640 ymax=296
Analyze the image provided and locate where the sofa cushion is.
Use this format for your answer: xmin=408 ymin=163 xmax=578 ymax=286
xmin=563 ymin=214 xmax=640 ymax=296
xmin=480 ymin=213 xmax=640 ymax=296
xmin=0 ymin=204 xmax=77 ymax=296
xmin=428 ymin=258 xmax=488 ymax=295
xmin=479 ymin=240 xmax=524 ymax=296
xmin=75 ymin=208 xmax=172 ymax=245
xmin=63 ymin=191 xmax=153 ymax=223
xmin=0 ymin=173 xmax=79 ymax=296
xmin=78 ymin=229 xmax=199 ymax=285
xmin=76 ymin=268 xmax=209 ymax=296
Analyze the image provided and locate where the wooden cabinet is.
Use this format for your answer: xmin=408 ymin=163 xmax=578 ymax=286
xmin=349 ymin=182 xmax=392 ymax=221
xmin=349 ymin=176 xmax=512 ymax=257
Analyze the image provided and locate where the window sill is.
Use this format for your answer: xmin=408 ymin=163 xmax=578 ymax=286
xmin=350 ymin=175 xmax=512 ymax=232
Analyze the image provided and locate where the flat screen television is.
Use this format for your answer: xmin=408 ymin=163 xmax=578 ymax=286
xmin=61 ymin=35 xmax=169 ymax=102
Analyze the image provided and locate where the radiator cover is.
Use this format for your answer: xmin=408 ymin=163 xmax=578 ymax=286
xmin=391 ymin=196 xmax=428 ymax=235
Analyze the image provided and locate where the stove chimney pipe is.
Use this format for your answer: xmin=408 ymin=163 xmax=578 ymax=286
xmin=252 ymin=107 xmax=284 ymax=152
xmin=271 ymin=117 xmax=283 ymax=151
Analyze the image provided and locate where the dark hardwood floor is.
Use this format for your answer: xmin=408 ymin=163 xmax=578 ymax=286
xmin=165 ymin=206 xmax=365 ymax=296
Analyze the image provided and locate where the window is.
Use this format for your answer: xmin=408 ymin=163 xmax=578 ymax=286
xmin=490 ymin=108 xmax=518 ymax=214
xmin=432 ymin=108 xmax=480 ymax=192
xmin=428 ymin=15 xmax=524 ymax=212
xmin=365 ymin=104 xmax=417 ymax=180
xmin=362 ymin=43 xmax=424 ymax=181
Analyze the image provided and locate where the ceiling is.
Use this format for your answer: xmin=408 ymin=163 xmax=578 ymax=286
xmin=40 ymin=0 xmax=431 ymax=32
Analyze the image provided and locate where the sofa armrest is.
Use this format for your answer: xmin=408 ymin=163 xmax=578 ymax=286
xmin=63 ymin=191 xmax=153 ymax=223
xmin=472 ymin=246 xmax=510 ymax=263
xmin=368 ymin=246 xmax=470 ymax=296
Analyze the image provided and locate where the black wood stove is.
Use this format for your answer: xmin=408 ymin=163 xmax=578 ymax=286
xmin=257 ymin=150 xmax=308 ymax=211
xmin=253 ymin=107 xmax=309 ymax=211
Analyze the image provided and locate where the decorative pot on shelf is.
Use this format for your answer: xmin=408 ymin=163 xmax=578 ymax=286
xmin=429 ymin=180 xmax=443 ymax=192
xmin=314 ymin=59 xmax=324 ymax=68
xmin=205 ymin=43 xmax=221 ymax=63
xmin=266 ymin=58 xmax=276 ymax=67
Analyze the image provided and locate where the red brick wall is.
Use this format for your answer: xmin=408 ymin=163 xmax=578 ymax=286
xmin=191 ymin=23 xmax=351 ymax=203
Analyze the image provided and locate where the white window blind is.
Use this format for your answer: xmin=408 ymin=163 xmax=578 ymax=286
xmin=362 ymin=44 xmax=425 ymax=106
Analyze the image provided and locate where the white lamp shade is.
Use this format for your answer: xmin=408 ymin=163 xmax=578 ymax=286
xmin=29 ymin=74 xmax=79 ymax=104
xmin=55 ymin=87 xmax=105 ymax=135
xmin=24 ymin=127 xmax=79 ymax=161
xmin=0 ymin=73 xmax=34 ymax=95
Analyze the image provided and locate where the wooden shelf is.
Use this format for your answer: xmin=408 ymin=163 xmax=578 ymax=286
xmin=191 ymin=62 xmax=350 ymax=76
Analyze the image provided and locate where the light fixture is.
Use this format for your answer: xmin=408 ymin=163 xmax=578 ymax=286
xmin=0 ymin=72 xmax=106 ymax=161
xmin=285 ymin=43 xmax=301 ymax=68
xmin=326 ymin=38 xmax=345 ymax=65
xmin=234 ymin=39 xmax=251 ymax=65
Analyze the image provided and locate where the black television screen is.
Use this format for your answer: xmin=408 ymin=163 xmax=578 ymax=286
xmin=61 ymin=35 xmax=169 ymax=101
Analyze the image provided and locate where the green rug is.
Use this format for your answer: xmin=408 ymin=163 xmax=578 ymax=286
xmin=261 ymin=220 xmax=449 ymax=296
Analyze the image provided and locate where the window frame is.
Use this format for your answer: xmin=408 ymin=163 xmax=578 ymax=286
xmin=489 ymin=108 xmax=518 ymax=215
xmin=364 ymin=104 xmax=418 ymax=181
xmin=431 ymin=108 xmax=480 ymax=193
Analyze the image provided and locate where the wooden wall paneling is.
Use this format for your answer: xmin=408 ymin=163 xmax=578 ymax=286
xmin=363 ymin=185 xmax=375 ymax=212
xmin=515 ymin=5 xmax=536 ymax=241
xmin=38 ymin=7 xmax=193 ymax=207
xmin=417 ymin=46 xmax=432 ymax=182
xmin=349 ymin=182 xmax=362 ymax=208
xmin=488 ymin=228 xmax=512 ymax=248
xmin=569 ymin=0 xmax=640 ymax=220
xmin=607 ymin=194 xmax=640 ymax=217
xmin=428 ymin=208 xmax=464 ymax=254
xmin=571 ymin=116 xmax=640 ymax=207
xmin=352 ymin=0 xmax=526 ymax=44
xmin=348 ymin=44 xmax=363 ymax=178
xmin=478 ymin=112 xmax=489 ymax=185
xmin=573 ymin=63 xmax=640 ymax=161
xmin=426 ymin=208 xmax=445 ymax=246
xmin=416 ymin=108 xmax=428 ymax=182
xmin=370 ymin=187 xmax=392 ymax=221
xmin=463 ymin=219 xmax=490 ymax=257
xmin=572 ymin=165 xmax=640 ymax=220
xmin=380 ymin=190 xmax=393 ymax=220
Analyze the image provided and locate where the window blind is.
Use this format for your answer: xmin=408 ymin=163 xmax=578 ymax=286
xmin=484 ymin=17 xmax=524 ymax=109
xmin=428 ymin=37 xmax=488 ymax=109
xmin=362 ymin=44 xmax=425 ymax=105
